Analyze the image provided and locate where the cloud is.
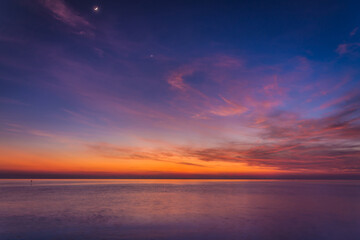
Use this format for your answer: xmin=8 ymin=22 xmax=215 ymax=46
xmin=208 ymin=96 xmax=247 ymax=117
xmin=87 ymin=142 xmax=207 ymax=168
xmin=39 ymin=0 xmax=93 ymax=36
xmin=1 ymin=123 xmax=81 ymax=144
xmin=86 ymin=91 xmax=360 ymax=173
xmin=350 ymin=27 xmax=358 ymax=37
xmin=181 ymin=143 xmax=360 ymax=172
xmin=180 ymin=95 xmax=360 ymax=171
xmin=257 ymin=93 xmax=360 ymax=142
xmin=145 ymin=92 xmax=360 ymax=172
xmin=0 ymin=97 xmax=29 ymax=106
xmin=205 ymin=93 xmax=360 ymax=171
xmin=166 ymin=55 xmax=288 ymax=120
xmin=336 ymin=43 xmax=360 ymax=55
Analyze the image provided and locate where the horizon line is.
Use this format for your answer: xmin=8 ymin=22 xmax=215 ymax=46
xmin=2 ymin=170 xmax=360 ymax=180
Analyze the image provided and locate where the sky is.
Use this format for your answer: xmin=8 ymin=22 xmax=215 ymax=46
xmin=1 ymin=0 xmax=360 ymax=178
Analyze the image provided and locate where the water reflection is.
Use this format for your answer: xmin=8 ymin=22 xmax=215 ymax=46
xmin=0 ymin=180 xmax=360 ymax=240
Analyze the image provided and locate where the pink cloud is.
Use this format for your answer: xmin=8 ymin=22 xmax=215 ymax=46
xmin=178 ymin=93 xmax=360 ymax=172
xmin=336 ymin=43 xmax=360 ymax=55
xmin=87 ymin=142 xmax=206 ymax=168
xmin=350 ymin=27 xmax=358 ymax=37
xmin=167 ymin=55 xmax=282 ymax=119
xmin=39 ymin=0 xmax=93 ymax=36
xmin=318 ymin=92 xmax=355 ymax=110
xmin=208 ymin=96 xmax=247 ymax=117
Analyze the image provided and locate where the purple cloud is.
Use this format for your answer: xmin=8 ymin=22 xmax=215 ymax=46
xmin=39 ymin=0 xmax=93 ymax=36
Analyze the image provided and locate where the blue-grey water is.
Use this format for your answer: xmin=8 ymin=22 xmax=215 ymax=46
xmin=0 ymin=179 xmax=360 ymax=240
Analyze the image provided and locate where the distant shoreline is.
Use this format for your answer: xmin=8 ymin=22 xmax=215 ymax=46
xmin=1 ymin=177 xmax=360 ymax=180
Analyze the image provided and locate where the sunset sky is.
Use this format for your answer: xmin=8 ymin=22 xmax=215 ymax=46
xmin=1 ymin=0 xmax=360 ymax=178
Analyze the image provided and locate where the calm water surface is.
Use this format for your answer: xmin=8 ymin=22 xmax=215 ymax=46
xmin=0 ymin=179 xmax=359 ymax=240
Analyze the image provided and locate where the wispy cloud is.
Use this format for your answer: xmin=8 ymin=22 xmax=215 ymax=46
xmin=336 ymin=43 xmax=360 ymax=55
xmin=350 ymin=27 xmax=358 ymax=37
xmin=181 ymin=143 xmax=360 ymax=172
xmin=186 ymin=92 xmax=360 ymax=171
xmin=87 ymin=142 xmax=207 ymax=168
xmin=2 ymin=123 xmax=82 ymax=145
xmin=39 ymin=0 xmax=93 ymax=36
xmin=208 ymin=96 xmax=247 ymax=117
xmin=0 ymin=97 xmax=29 ymax=106
xmin=85 ymin=91 xmax=360 ymax=173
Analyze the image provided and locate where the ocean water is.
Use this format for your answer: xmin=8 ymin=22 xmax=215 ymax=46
xmin=0 ymin=180 xmax=359 ymax=240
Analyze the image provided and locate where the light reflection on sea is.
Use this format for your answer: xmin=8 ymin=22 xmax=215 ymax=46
xmin=0 ymin=179 xmax=360 ymax=240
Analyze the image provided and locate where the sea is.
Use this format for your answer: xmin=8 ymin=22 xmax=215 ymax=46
xmin=0 ymin=179 xmax=359 ymax=240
